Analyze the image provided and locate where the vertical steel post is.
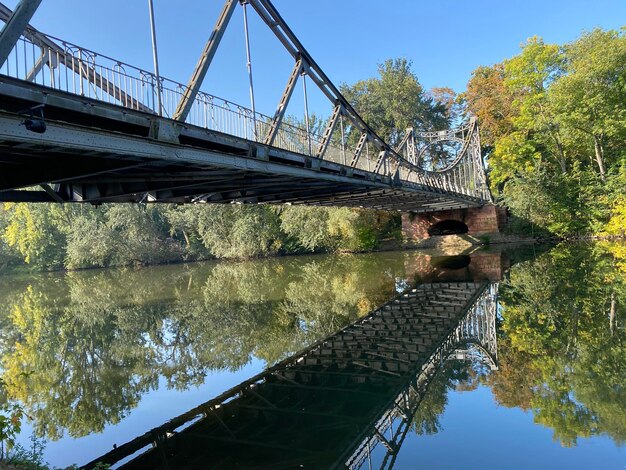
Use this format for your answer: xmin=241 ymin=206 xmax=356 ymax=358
xmin=148 ymin=0 xmax=163 ymax=116
xmin=340 ymin=114 xmax=346 ymax=165
xmin=302 ymin=72 xmax=312 ymax=156
xmin=241 ymin=1 xmax=257 ymax=140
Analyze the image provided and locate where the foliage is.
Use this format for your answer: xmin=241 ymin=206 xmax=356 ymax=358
xmin=340 ymin=58 xmax=449 ymax=145
xmin=488 ymin=242 xmax=626 ymax=446
xmin=464 ymin=28 xmax=626 ymax=236
xmin=327 ymin=208 xmax=378 ymax=252
xmin=1 ymin=434 xmax=48 ymax=469
xmin=279 ymin=206 xmax=334 ymax=252
xmin=0 ymin=203 xmax=397 ymax=271
xmin=2 ymin=204 xmax=69 ymax=270
xmin=603 ymin=164 xmax=626 ymax=236
xmin=0 ymin=380 xmax=23 ymax=459
xmin=195 ymin=205 xmax=283 ymax=259
xmin=461 ymin=64 xmax=513 ymax=150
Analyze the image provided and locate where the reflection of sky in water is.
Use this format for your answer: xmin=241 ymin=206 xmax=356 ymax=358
xmin=394 ymin=386 xmax=626 ymax=470
xmin=395 ymin=277 xmax=410 ymax=293
xmin=22 ymin=360 xmax=266 ymax=467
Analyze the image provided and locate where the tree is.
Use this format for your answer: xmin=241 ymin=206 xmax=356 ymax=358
xmin=340 ymin=58 xmax=448 ymax=145
xmin=2 ymin=203 xmax=71 ymax=270
xmin=279 ymin=206 xmax=333 ymax=252
xmin=503 ymin=37 xmax=567 ymax=175
xmin=195 ymin=205 xmax=284 ymax=259
xmin=549 ymin=29 xmax=626 ymax=181
xmin=463 ymin=28 xmax=626 ymax=236
xmin=462 ymin=64 xmax=513 ymax=150
xmin=428 ymin=87 xmax=462 ymax=125
xmin=66 ymin=205 xmax=184 ymax=268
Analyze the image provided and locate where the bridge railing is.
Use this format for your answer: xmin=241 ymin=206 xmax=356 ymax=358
xmin=1 ymin=36 xmax=158 ymax=112
xmin=1 ymin=24 xmax=496 ymax=202
xmin=1 ymin=32 xmax=382 ymax=173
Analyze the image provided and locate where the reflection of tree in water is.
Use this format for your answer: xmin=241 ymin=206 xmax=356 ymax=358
xmin=1 ymin=285 xmax=156 ymax=441
xmin=0 ymin=253 xmax=403 ymax=441
xmin=12 ymin=243 xmax=623 ymax=448
xmin=382 ymin=243 xmax=626 ymax=448
xmin=199 ymin=255 xmax=397 ymax=365
xmin=487 ymin=242 xmax=626 ymax=446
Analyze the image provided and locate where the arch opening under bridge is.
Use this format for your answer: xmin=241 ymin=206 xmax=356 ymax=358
xmin=428 ymin=219 xmax=469 ymax=236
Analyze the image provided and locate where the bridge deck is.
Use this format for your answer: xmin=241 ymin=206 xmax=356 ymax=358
xmin=82 ymin=281 xmax=491 ymax=469
xmin=0 ymin=0 xmax=491 ymax=210
xmin=0 ymin=77 xmax=484 ymax=211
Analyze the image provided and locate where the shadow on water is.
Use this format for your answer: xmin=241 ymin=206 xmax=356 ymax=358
xmin=430 ymin=255 xmax=471 ymax=270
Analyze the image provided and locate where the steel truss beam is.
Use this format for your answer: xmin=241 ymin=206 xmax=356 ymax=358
xmin=0 ymin=0 xmax=41 ymax=67
xmin=0 ymin=4 xmax=151 ymax=112
xmin=245 ymin=0 xmax=423 ymax=175
xmin=316 ymin=103 xmax=341 ymax=159
xmin=173 ymin=0 xmax=238 ymax=122
xmin=0 ymin=0 xmax=491 ymax=204
xmin=264 ymin=57 xmax=304 ymax=147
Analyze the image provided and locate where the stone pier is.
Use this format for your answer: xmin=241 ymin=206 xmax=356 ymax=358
xmin=402 ymin=205 xmax=507 ymax=242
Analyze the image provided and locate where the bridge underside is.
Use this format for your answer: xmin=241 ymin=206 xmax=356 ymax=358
xmin=0 ymin=78 xmax=483 ymax=211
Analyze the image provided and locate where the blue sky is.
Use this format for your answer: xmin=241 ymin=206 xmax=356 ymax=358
xmin=5 ymin=0 xmax=626 ymax=119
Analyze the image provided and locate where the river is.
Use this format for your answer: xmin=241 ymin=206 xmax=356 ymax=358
xmin=0 ymin=242 xmax=624 ymax=469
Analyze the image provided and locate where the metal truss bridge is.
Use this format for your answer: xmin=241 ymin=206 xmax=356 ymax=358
xmin=83 ymin=281 xmax=498 ymax=469
xmin=0 ymin=0 xmax=491 ymax=211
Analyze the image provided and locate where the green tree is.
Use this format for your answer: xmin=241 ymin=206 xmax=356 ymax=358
xmin=2 ymin=203 xmax=71 ymax=270
xmin=195 ymin=205 xmax=284 ymax=259
xmin=463 ymin=29 xmax=626 ymax=236
xmin=549 ymin=29 xmax=626 ymax=181
xmin=279 ymin=206 xmax=334 ymax=252
xmin=341 ymin=58 xmax=448 ymax=145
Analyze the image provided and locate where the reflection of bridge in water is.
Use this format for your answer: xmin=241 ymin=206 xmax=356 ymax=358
xmin=84 ymin=279 xmax=498 ymax=469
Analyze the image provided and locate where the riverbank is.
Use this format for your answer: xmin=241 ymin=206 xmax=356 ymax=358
xmin=0 ymin=231 xmax=543 ymax=277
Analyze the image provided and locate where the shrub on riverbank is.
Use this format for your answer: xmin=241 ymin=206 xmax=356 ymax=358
xmin=0 ymin=204 xmax=400 ymax=271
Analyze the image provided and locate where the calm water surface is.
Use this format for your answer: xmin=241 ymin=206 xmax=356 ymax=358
xmin=0 ymin=243 xmax=624 ymax=468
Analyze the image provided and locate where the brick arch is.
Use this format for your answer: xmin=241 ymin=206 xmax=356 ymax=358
xmin=402 ymin=205 xmax=508 ymax=241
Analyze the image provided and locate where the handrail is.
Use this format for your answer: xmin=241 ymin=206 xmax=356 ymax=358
xmin=0 ymin=7 xmax=489 ymax=201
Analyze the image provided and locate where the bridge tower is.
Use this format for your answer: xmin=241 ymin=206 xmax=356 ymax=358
xmin=395 ymin=119 xmax=505 ymax=243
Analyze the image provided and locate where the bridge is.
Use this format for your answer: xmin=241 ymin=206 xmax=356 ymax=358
xmin=0 ymin=0 xmax=491 ymax=211
xmin=82 ymin=280 xmax=498 ymax=469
